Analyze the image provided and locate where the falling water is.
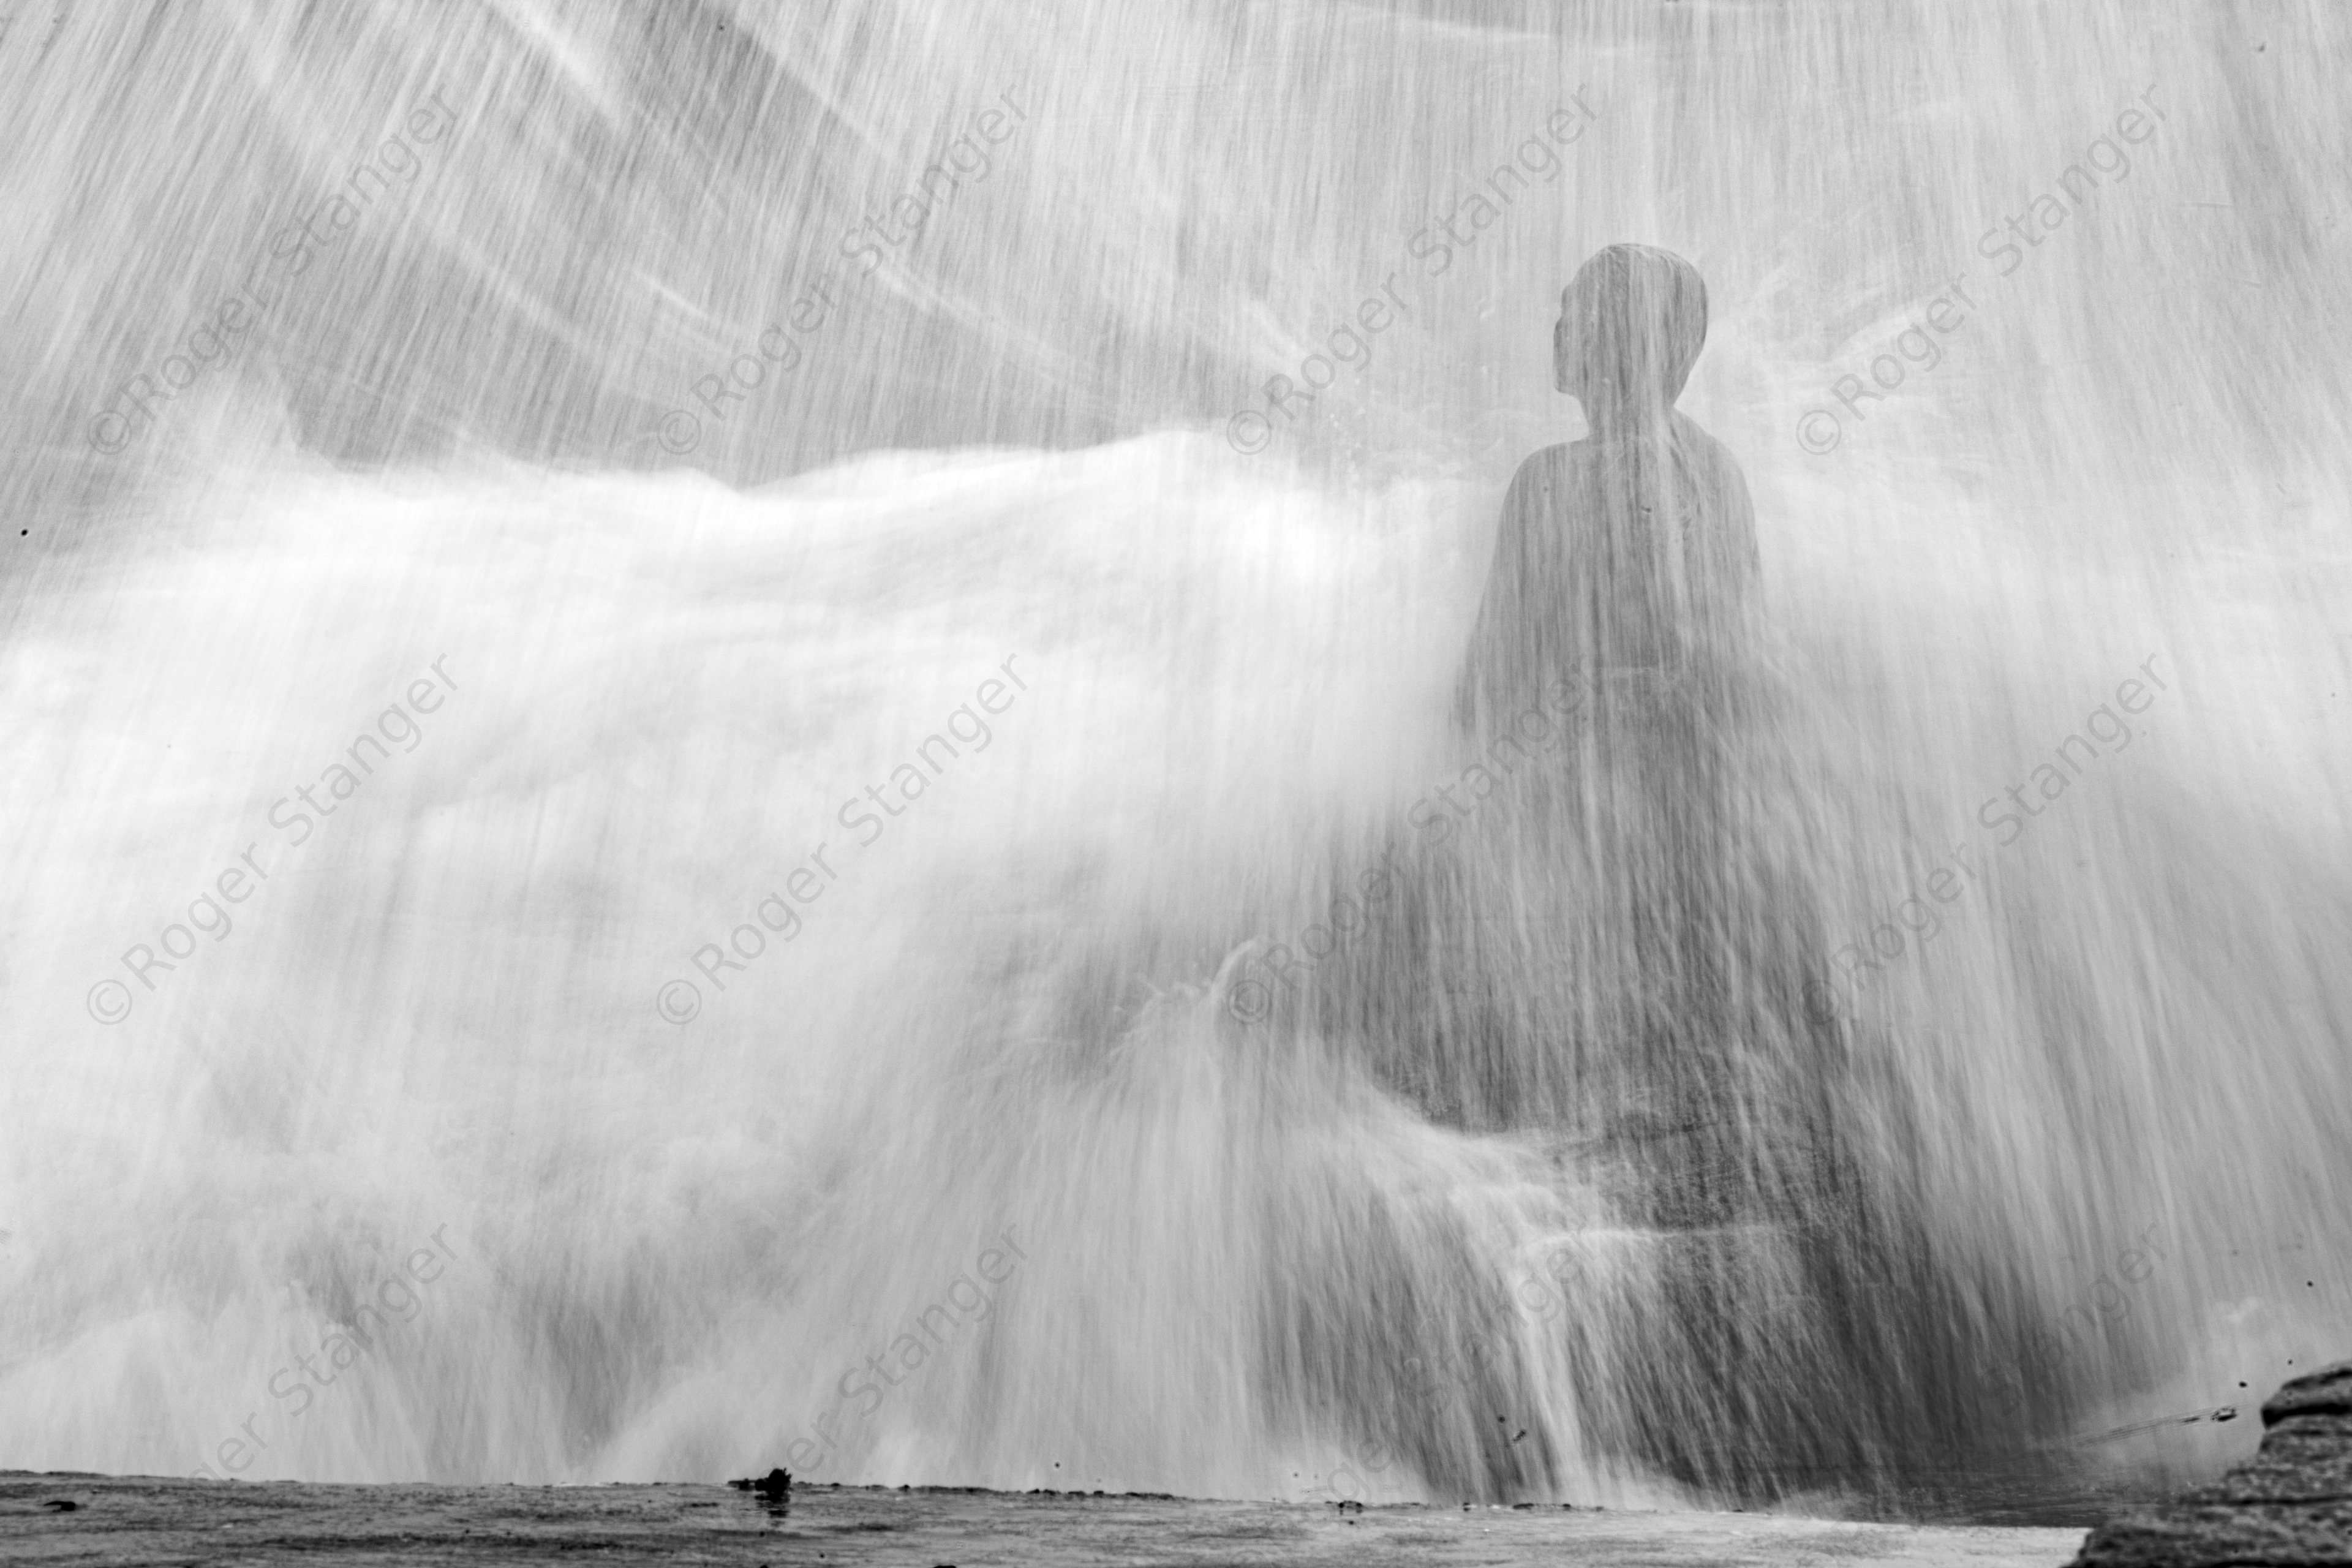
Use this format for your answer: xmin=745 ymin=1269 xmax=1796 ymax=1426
xmin=1 ymin=0 xmax=2346 ymax=1512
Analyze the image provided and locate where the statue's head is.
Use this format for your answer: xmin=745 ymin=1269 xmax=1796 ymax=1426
xmin=1554 ymin=244 xmax=1709 ymax=428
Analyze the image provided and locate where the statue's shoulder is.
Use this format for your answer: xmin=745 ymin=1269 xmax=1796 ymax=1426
xmin=1517 ymin=441 xmax=1579 ymax=476
xmin=1667 ymin=413 xmax=1762 ymax=578
xmin=1667 ymin=413 xmax=1749 ymax=502
xmin=1506 ymin=442 xmax=1580 ymax=504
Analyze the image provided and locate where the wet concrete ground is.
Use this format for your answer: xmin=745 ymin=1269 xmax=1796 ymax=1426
xmin=2 ymin=1473 xmax=2089 ymax=1566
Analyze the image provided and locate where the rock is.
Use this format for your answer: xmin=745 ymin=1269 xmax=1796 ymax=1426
xmin=2070 ymin=1360 xmax=2352 ymax=1566
xmin=725 ymin=1467 xmax=791 ymax=1502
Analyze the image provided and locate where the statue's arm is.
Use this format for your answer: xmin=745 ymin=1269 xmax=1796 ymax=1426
xmin=1722 ymin=448 xmax=1760 ymax=589
xmin=1453 ymin=458 xmax=1545 ymax=733
xmin=1686 ymin=431 xmax=1764 ymax=670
